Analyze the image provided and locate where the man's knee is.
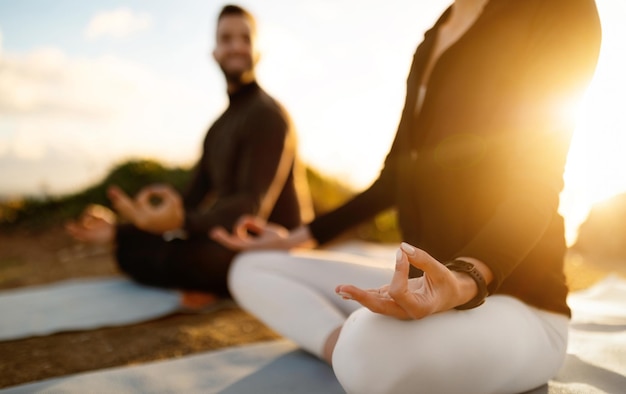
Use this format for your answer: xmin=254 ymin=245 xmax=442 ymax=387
xmin=228 ymin=251 xmax=284 ymax=293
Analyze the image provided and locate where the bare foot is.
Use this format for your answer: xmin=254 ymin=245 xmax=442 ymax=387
xmin=179 ymin=291 xmax=220 ymax=312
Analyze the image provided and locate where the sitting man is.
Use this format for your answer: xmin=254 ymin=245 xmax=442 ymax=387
xmin=66 ymin=4 xmax=313 ymax=308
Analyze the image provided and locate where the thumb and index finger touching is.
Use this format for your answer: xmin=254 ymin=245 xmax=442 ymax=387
xmin=135 ymin=184 xmax=180 ymax=207
xmin=396 ymin=242 xmax=448 ymax=282
xmin=234 ymin=215 xmax=266 ymax=237
xmin=210 ymin=215 xmax=266 ymax=250
xmin=336 ymin=242 xmax=448 ymax=320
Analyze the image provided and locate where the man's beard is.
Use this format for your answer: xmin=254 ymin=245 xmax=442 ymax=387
xmin=220 ymin=65 xmax=254 ymax=86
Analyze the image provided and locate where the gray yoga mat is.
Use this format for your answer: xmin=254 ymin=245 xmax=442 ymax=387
xmin=0 ymin=339 xmax=343 ymax=394
xmin=1 ymin=275 xmax=625 ymax=394
xmin=0 ymin=277 xmax=181 ymax=341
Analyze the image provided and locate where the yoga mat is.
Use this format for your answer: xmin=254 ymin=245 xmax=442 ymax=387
xmin=0 ymin=242 xmax=407 ymax=343
xmin=0 ymin=277 xmax=181 ymax=341
xmin=2 ymin=275 xmax=625 ymax=393
xmin=0 ymin=339 xmax=343 ymax=394
xmin=568 ymin=274 xmax=626 ymax=325
xmin=526 ymin=274 xmax=626 ymax=394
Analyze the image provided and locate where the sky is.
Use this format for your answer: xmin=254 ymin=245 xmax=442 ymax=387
xmin=0 ymin=0 xmax=625 ymax=245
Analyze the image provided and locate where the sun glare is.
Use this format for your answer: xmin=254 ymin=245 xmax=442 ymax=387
xmin=560 ymin=0 xmax=626 ymax=246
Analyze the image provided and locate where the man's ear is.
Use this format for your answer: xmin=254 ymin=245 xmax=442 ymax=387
xmin=212 ymin=48 xmax=218 ymax=62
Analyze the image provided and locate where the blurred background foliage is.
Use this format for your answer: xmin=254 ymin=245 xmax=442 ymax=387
xmin=570 ymin=193 xmax=626 ymax=261
xmin=0 ymin=160 xmax=191 ymax=232
xmin=2 ymin=157 xmax=626 ymax=270
xmin=0 ymin=158 xmax=401 ymax=243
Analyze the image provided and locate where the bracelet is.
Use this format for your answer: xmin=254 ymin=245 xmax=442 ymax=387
xmin=444 ymin=259 xmax=488 ymax=310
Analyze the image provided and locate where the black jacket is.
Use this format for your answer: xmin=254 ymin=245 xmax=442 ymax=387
xmin=310 ymin=0 xmax=602 ymax=316
xmin=183 ymin=82 xmax=312 ymax=235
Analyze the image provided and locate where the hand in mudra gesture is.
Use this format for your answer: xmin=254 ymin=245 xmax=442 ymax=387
xmin=336 ymin=243 xmax=480 ymax=320
xmin=210 ymin=215 xmax=291 ymax=250
xmin=65 ymin=204 xmax=117 ymax=245
xmin=109 ymin=184 xmax=184 ymax=234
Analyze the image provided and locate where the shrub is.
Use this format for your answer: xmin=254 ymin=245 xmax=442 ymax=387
xmin=0 ymin=159 xmax=401 ymax=243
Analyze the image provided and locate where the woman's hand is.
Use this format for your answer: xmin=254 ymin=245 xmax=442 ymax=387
xmin=335 ymin=242 xmax=481 ymax=320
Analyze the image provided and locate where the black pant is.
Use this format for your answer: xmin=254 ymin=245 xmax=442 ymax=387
xmin=115 ymin=225 xmax=236 ymax=296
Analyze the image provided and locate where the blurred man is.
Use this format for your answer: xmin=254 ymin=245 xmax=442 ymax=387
xmin=67 ymin=4 xmax=312 ymax=308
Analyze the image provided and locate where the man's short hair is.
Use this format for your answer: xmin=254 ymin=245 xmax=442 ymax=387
xmin=217 ymin=4 xmax=257 ymax=34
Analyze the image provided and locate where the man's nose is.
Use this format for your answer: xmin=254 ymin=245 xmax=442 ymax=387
xmin=230 ymin=39 xmax=248 ymax=53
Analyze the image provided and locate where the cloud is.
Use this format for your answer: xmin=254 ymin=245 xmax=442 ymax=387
xmin=84 ymin=7 xmax=153 ymax=40
xmin=0 ymin=148 xmax=110 ymax=197
xmin=0 ymin=47 xmax=145 ymax=118
xmin=0 ymin=44 xmax=210 ymax=196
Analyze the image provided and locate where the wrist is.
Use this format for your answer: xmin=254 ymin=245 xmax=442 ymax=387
xmin=451 ymin=270 xmax=479 ymax=301
xmin=459 ymin=257 xmax=493 ymax=286
xmin=290 ymin=226 xmax=317 ymax=249
xmin=445 ymin=259 xmax=489 ymax=310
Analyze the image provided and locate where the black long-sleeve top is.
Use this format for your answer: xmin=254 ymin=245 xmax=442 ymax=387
xmin=183 ymin=81 xmax=312 ymax=235
xmin=309 ymin=0 xmax=602 ymax=316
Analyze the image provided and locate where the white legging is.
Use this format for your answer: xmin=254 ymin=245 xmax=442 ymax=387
xmin=228 ymin=249 xmax=569 ymax=394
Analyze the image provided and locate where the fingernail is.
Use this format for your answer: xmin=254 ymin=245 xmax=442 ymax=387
xmin=400 ymin=242 xmax=416 ymax=256
xmin=336 ymin=291 xmax=352 ymax=300
xmin=396 ymin=248 xmax=403 ymax=261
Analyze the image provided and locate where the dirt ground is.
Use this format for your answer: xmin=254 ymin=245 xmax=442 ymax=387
xmin=0 ymin=227 xmax=624 ymax=389
xmin=0 ymin=227 xmax=280 ymax=389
